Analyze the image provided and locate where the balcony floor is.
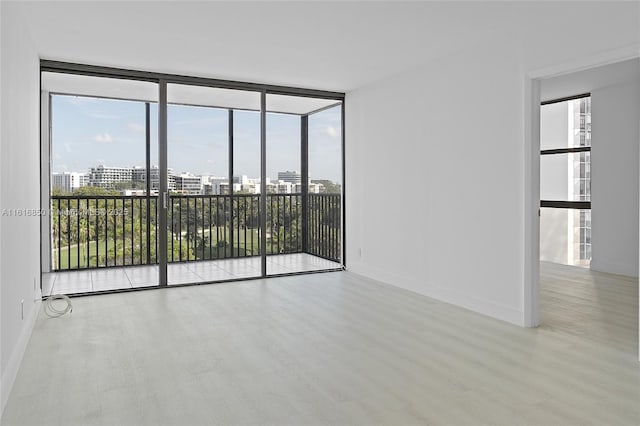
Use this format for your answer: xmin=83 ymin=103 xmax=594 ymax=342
xmin=42 ymin=253 xmax=342 ymax=296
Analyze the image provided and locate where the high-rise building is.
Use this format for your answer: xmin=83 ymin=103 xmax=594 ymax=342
xmin=277 ymin=170 xmax=301 ymax=184
xmin=132 ymin=166 xmax=176 ymax=192
xmin=174 ymin=173 xmax=202 ymax=195
xmin=51 ymin=172 xmax=89 ymax=193
xmin=89 ymin=165 xmax=133 ymax=188
xmin=573 ymin=97 xmax=591 ymax=262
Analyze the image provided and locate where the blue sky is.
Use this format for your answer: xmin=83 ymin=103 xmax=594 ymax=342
xmin=51 ymin=95 xmax=342 ymax=183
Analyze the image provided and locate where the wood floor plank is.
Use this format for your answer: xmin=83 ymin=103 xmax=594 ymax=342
xmin=2 ymin=264 xmax=639 ymax=425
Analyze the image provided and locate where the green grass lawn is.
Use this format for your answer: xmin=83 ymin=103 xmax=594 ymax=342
xmin=53 ymin=226 xmax=270 ymax=269
xmin=54 ymin=240 xmax=121 ymax=269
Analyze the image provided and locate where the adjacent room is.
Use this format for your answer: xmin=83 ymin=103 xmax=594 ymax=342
xmin=539 ymin=59 xmax=640 ymax=354
xmin=1 ymin=2 xmax=639 ymax=425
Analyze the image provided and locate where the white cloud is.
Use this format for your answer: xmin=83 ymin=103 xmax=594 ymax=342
xmin=326 ymin=126 xmax=338 ymax=138
xmin=127 ymin=122 xmax=145 ymax=133
xmin=94 ymin=133 xmax=113 ymax=143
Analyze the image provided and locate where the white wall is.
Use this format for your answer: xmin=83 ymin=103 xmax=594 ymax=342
xmin=346 ymin=4 xmax=640 ymax=326
xmin=590 ymin=79 xmax=640 ymax=277
xmin=346 ymin=39 xmax=526 ymax=325
xmin=0 ymin=2 xmax=42 ymax=415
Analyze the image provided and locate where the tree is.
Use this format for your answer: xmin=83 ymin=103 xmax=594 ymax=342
xmin=73 ymin=186 xmax=117 ymax=196
xmin=312 ymin=179 xmax=341 ymax=194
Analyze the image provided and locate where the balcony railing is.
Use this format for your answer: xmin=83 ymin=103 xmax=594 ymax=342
xmin=50 ymin=193 xmax=341 ymax=271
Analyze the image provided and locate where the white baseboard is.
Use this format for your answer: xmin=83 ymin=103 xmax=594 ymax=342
xmin=346 ymin=261 xmax=524 ymax=327
xmin=1 ymin=299 xmax=41 ymax=417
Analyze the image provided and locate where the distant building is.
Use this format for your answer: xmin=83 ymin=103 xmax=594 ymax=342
xmin=174 ymin=173 xmax=202 ymax=195
xmin=132 ymin=166 xmax=176 ymax=192
xmin=71 ymin=165 xmax=328 ymax=196
xmin=89 ymin=165 xmax=133 ymax=188
xmin=277 ymin=171 xmax=301 ymax=184
xmin=119 ymin=189 xmax=145 ymax=196
xmin=273 ymin=181 xmax=293 ymax=193
xmin=203 ymin=177 xmax=229 ymax=195
xmin=294 ymin=183 xmax=322 ymax=194
xmin=51 ymin=172 xmax=89 ymax=193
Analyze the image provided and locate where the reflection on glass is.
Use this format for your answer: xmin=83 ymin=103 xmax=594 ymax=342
xmin=540 ymin=97 xmax=591 ymax=150
xmin=540 ymin=152 xmax=591 ymax=202
xmin=540 ymin=95 xmax=591 ymax=268
xmin=540 ymin=208 xmax=591 ymax=267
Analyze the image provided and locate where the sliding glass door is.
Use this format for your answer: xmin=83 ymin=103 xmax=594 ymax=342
xmin=42 ymin=72 xmax=160 ymax=294
xmin=166 ymin=84 xmax=262 ymax=284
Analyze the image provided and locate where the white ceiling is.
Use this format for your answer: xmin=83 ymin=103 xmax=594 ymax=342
xmin=11 ymin=1 xmax=640 ymax=93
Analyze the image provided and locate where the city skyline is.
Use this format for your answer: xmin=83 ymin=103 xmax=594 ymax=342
xmin=52 ymin=165 xmax=337 ymax=184
xmin=51 ymin=94 xmax=342 ymax=183
xmin=51 ymin=167 xmax=330 ymax=196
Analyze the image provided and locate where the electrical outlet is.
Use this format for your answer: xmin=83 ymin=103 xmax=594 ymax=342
xmin=21 ymin=299 xmax=24 ymax=320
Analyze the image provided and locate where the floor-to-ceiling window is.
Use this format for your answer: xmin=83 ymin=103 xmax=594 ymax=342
xmin=265 ymin=94 xmax=343 ymax=276
xmin=41 ymin=63 xmax=344 ymax=295
xmin=42 ymin=71 xmax=160 ymax=294
xmin=540 ymin=94 xmax=591 ymax=267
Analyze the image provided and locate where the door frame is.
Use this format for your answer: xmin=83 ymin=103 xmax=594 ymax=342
xmin=523 ymin=47 xmax=640 ymax=360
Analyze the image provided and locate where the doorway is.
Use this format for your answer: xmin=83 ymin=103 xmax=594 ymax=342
xmin=527 ymin=57 xmax=640 ymax=360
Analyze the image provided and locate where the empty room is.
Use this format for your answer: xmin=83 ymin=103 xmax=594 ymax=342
xmin=1 ymin=2 xmax=639 ymax=425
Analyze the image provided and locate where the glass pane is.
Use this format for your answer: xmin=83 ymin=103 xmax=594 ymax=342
xmin=308 ymin=104 xmax=343 ymax=268
xmin=233 ymin=110 xmax=262 ymax=262
xmin=166 ymin=84 xmax=262 ymax=284
xmin=540 ymin=97 xmax=591 ymax=150
xmin=540 ymin=208 xmax=591 ymax=267
xmin=265 ymin=109 xmax=302 ymax=275
xmin=45 ymin=72 xmax=159 ymax=294
xmin=265 ymin=94 xmax=343 ymax=276
xmin=540 ymin=152 xmax=591 ymax=201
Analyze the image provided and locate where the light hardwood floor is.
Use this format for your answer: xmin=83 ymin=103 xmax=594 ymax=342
xmin=2 ymin=263 xmax=639 ymax=426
